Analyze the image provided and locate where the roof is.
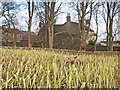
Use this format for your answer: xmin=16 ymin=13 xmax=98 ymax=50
xmin=38 ymin=21 xmax=95 ymax=35
xmin=21 ymin=31 xmax=39 ymax=41
xmin=21 ymin=31 xmax=36 ymax=35
xmin=1 ymin=27 xmax=39 ymax=42
xmin=70 ymin=21 xmax=95 ymax=32
xmin=1 ymin=27 xmax=22 ymax=34
xmin=38 ymin=24 xmax=63 ymax=34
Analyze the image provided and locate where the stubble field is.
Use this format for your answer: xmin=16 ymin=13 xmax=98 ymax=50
xmin=1 ymin=48 xmax=119 ymax=88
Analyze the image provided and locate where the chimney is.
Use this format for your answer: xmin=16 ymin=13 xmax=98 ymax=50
xmin=67 ymin=13 xmax=71 ymax=22
xmin=86 ymin=19 xmax=90 ymax=27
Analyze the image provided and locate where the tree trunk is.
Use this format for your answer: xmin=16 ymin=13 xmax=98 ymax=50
xmin=48 ymin=24 xmax=51 ymax=48
xmin=13 ymin=33 xmax=17 ymax=48
xmin=94 ymin=42 xmax=96 ymax=51
xmin=48 ymin=24 xmax=54 ymax=48
xmin=27 ymin=0 xmax=34 ymax=48
xmin=81 ymin=2 xmax=85 ymax=50
xmin=11 ymin=20 xmax=16 ymax=48
xmin=48 ymin=2 xmax=55 ymax=49
xmin=78 ymin=11 xmax=81 ymax=50
xmin=106 ymin=2 xmax=110 ymax=51
xmin=106 ymin=35 xmax=109 ymax=51
xmin=95 ymin=7 xmax=98 ymax=51
xmin=87 ymin=1 xmax=92 ymax=35
xmin=28 ymin=17 xmax=32 ymax=47
xmin=7 ymin=10 xmax=11 ymax=28
xmin=109 ymin=19 xmax=113 ymax=51
xmin=45 ymin=2 xmax=49 ymax=48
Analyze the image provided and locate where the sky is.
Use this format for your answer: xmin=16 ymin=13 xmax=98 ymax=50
xmin=0 ymin=0 xmax=120 ymax=42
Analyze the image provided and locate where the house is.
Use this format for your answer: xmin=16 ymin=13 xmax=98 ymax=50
xmin=38 ymin=13 xmax=97 ymax=50
xmin=100 ymin=41 xmax=120 ymax=47
xmin=1 ymin=26 xmax=39 ymax=46
xmin=21 ymin=31 xmax=39 ymax=42
xmin=1 ymin=27 xmax=23 ymax=43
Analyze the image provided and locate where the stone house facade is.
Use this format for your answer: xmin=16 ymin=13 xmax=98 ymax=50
xmin=38 ymin=14 xmax=97 ymax=50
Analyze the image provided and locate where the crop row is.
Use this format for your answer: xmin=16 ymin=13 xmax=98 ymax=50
xmin=2 ymin=48 xmax=119 ymax=88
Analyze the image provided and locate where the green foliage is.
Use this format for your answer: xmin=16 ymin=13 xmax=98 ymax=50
xmin=2 ymin=48 xmax=119 ymax=88
xmin=32 ymin=42 xmax=40 ymax=47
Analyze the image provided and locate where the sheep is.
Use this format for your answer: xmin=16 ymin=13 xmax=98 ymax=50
xmin=64 ymin=55 xmax=81 ymax=65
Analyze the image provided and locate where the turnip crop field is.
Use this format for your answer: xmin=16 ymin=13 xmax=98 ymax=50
xmin=2 ymin=48 xmax=119 ymax=88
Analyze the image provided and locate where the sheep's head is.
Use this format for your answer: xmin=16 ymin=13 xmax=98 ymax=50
xmin=64 ymin=55 xmax=81 ymax=65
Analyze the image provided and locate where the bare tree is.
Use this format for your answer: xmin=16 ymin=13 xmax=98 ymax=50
xmin=0 ymin=2 xmax=19 ymax=47
xmin=93 ymin=3 xmax=100 ymax=51
xmin=36 ymin=1 xmax=62 ymax=48
xmin=113 ymin=16 xmax=120 ymax=40
xmin=71 ymin=0 xmax=97 ymax=50
xmin=27 ymin=0 xmax=34 ymax=47
xmin=102 ymin=1 xmax=120 ymax=51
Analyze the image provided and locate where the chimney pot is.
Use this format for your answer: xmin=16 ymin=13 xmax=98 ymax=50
xmin=67 ymin=13 xmax=71 ymax=22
